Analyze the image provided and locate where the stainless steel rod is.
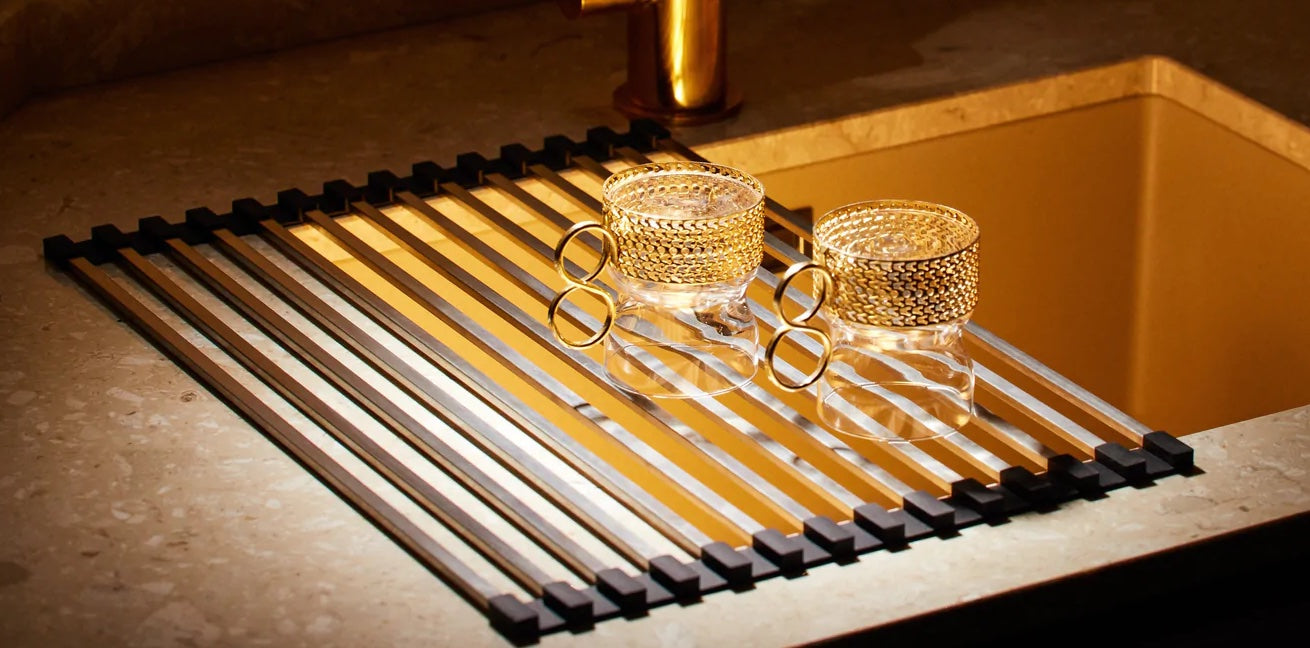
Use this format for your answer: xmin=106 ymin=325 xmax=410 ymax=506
xmin=337 ymin=202 xmax=815 ymax=525
xmin=471 ymin=179 xmax=910 ymax=506
xmin=486 ymin=173 xmax=577 ymax=232
xmin=164 ymin=238 xmax=611 ymax=580
xmin=394 ymin=191 xmax=865 ymax=511
xmin=255 ymin=218 xmax=720 ymax=552
xmin=645 ymin=145 xmax=1091 ymax=473
xmin=513 ymin=161 xmax=917 ymax=504
xmin=540 ymin=151 xmax=966 ymax=495
xmin=974 ymin=363 xmax=1104 ymax=456
xmin=966 ymin=322 xmax=1148 ymax=444
xmin=66 ymin=258 xmax=504 ymax=608
xmin=116 ymin=247 xmax=556 ymax=595
xmin=529 ymin=163 xmax=605 ymax=213
xmin=211 ymin=229 xmax=661 ymax=569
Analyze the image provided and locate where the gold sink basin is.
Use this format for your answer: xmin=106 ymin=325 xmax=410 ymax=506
xmin=702 ymin=56 xmax=1310 ymax=437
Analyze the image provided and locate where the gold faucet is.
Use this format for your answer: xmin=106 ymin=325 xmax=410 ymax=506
xmin=558 ymin=0 xmax=741 ymax=126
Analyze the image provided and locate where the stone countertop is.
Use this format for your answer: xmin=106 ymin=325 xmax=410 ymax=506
xmin=2 ymin=1 xmax=1309 ymax=646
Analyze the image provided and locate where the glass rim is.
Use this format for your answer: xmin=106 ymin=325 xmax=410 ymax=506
xmin=602 ymin=161 xmax=766 ymax=222
xmin=814 ymin=199 xmax=980 ymax=263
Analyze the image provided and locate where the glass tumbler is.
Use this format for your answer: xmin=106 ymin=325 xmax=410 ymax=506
xmin=547 ymin=161 xmax=766 ymax=399
xmin=765 ymin=200 xmax=981 ymax=441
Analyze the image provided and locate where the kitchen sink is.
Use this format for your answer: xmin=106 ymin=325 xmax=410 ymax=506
xmin=700 ymin=56 xmax=1310 ymax=437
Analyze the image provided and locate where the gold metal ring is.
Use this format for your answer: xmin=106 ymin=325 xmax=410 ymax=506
xmin=773 ymin=261 xmax=831 ymax=326
xmin=553 ymin=221 xmax=617 ymax=285
xmin=547 ymin=282 xmax=616 ymax=350
xmin=765 ymin=261 xmax=834 ymax=391
xmin=765 ymin=323 xmax=833 ymax=391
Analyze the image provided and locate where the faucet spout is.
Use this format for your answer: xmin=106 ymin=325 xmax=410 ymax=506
xmin=558 ymin=0 xmax=742 ymax=125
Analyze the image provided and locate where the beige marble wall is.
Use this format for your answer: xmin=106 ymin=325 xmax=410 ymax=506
xmin=0 ymin=0 xmax=539 ymax=117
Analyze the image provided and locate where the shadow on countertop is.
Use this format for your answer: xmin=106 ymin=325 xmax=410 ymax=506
xmin=812 ymin=512 xmax=1310 ymax=648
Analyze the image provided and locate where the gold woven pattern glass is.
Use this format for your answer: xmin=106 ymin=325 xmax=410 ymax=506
xmin=602 ymin=161 xmax=765 ymax=284
xmin=766 ymin=199 xmax=980 ymax=442
xmin=548 ymin=161 xmax=766 ymax=399
xmin=814 ymin=199 xmax=979 ymax=327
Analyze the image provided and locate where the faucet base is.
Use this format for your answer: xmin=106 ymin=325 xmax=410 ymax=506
xmin=613 ymin=84 xmax=743 ymax=126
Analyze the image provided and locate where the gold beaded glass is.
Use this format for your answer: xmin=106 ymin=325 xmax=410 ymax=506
xmin=766 ymin=200 xmax=980 ymax=442
xmin=549 ymin=161 xmax=766 ymax=398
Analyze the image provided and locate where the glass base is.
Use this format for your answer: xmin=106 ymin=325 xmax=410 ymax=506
xmin=818 ymin=381 xmax=972 ymax=443
xmin=605 ymin=341 xmax=757 ymax=399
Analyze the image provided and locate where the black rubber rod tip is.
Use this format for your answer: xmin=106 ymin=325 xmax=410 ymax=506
xmin=1143 ymin=431 xmax=1194 ymax=470
xmin=752 ymin=529 xmax=804 ymax=571
xmin=803 ymin=516 xmax=856 ymax=556
xmin=903 ymin=491 xmax=958 ymax=531
xmin=1000 ymin=466 xmax=1057 ymax=504
xmin=487 ymin=594 xmax=538 ymax=639
xmin=853 ymin=503 xmax=907 ymax=545
xmin=951 ymin=478 xmax=1007 ymax=517
xmin=1095 ymin=443 xmax=1149 ymax=482
xmin=595 ymin=568 xmax=646 ymax=611
xmin=1048 ymin=454 xmax=1101 ymax=491
xmin=41 ymin=235 xmax=78 ymax=266
xmin=701 ymin=541 xmax=753 ymax=584
xmin=541 ymin=581 xmax=593 ymax=625
xmin=648 ymin=555 xmax=699 ymax=599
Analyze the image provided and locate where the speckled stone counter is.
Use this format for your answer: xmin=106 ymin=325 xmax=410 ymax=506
xmin=2 ymin=2 xmax=1310 ymax=646
xmin=1 ymin=381 xmax=1305 ymax=647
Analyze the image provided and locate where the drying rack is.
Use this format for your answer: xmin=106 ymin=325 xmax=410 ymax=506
xmin=44 ymin=120 xmax=1194 ymax=642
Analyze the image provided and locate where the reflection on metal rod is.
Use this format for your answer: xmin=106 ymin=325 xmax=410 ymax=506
xmin=478 ymin=179 xmax=908 ymax=507
xmin=975 ymin=363 xmax=1103 ymax=457
xmin=70 ymin=257 xmax=513 ymax=604
xmin=256 ymin=219 xmax=720 ymax=552
xmin=344 ymin=201 xmax=821 ymax=525
xmin=656 ymin=141 xmax=1140 ymax=459
xmin=538 ymin=150 xmax=968 ymax=497
xmin=163 ymin=238 xmax=610 ymax=581
xmin=416 ymin=189 xmax=870 ymax=509
xmin=971 ymin=403 xmax=1053 ymax=466
xmin=211 ymin=230 xmax=660 ymax=569
xmin=966 ymin=322 xmax=1149 ymax=444
xmin=529 ymin=163 xmax=605 ymax=213
xmin=302 ymin=207 xmax=791 ymax=535
xmin=117 ymin=247 xmax=556 ymax=595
